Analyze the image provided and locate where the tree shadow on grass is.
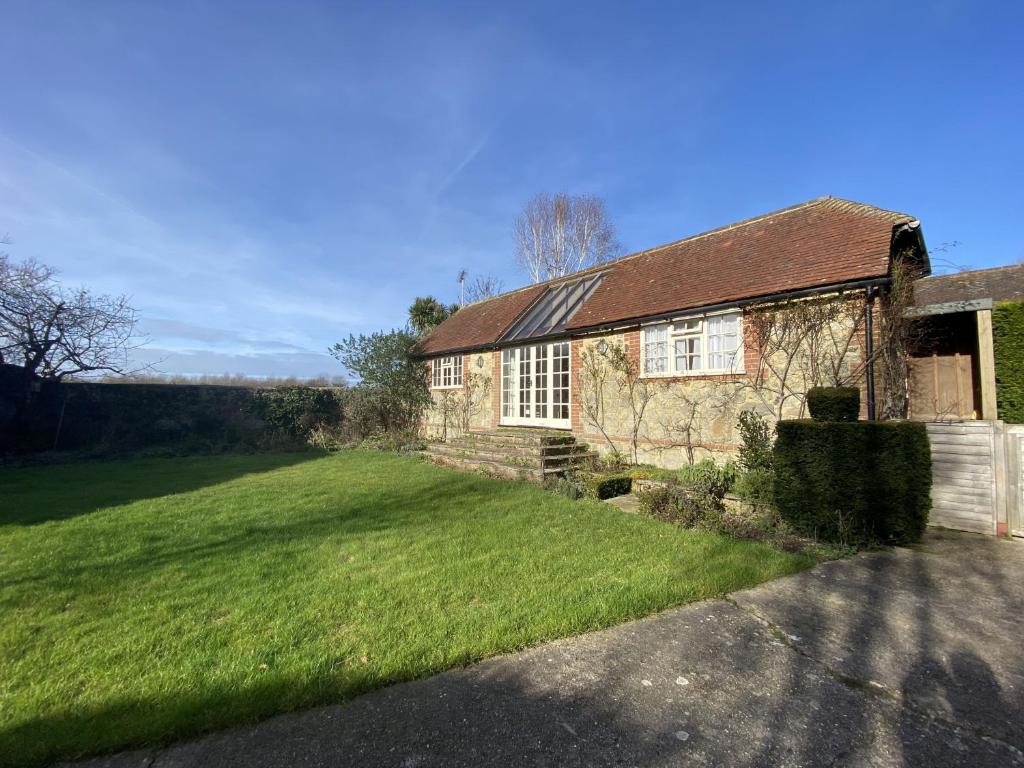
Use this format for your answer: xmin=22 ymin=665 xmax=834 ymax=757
xmin=0 ymin=451 xmax=325 ymax=526
xmin=27 ymin=535 xmax=1024 ymax=768
xmin=9 ymin=531 xmax=1023 ymax=767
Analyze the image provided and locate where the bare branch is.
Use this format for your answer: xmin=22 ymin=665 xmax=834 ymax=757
xmin=513 ymin=193 xmax=621 ymax=282
xmin=0 ymin=253 xmax=148 ymax=379
xmin=463 ymin=274 xmax=504 ymax=304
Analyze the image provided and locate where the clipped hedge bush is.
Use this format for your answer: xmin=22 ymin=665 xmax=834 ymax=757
xmin=773 ymin=420 xmax=931 ymax=545
xmin=806 ymin=387 xmax=860 ymax=422
xmin=585 ymin=473 xmax=633 ymax=500
xmin=994 ymin=301 xmax=1024 ymax=424
xmin=637 ymin=484 xmax=714 ymax=527
xmin=250 ymin=386 xmax=344 ymax=436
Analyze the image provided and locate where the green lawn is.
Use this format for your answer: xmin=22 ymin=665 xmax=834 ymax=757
xmin=0 ymin=450 xmax=814 ymax=767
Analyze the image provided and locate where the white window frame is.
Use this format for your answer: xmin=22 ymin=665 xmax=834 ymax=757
xmin=431 ymin=355 xmax=463 ymax=389
xmin=640 ymin=309 xmax=744 ymax=378
xmin=499 ymin=342 xmax=571 ymax=429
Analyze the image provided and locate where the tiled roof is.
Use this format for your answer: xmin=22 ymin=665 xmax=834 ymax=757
xmin=417 ymin=283 xmax=546 ymax=355
xmin=913 ymin=264 xmax=1024 ymax=307
xmin=418 ymin=196 xmax=917 ymax=355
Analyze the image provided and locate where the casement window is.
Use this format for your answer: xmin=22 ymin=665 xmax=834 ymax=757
xmin=431 ymin=355 xmax=463 ymax=389
xmin=641 ymin=310 xmax=743 ymax=377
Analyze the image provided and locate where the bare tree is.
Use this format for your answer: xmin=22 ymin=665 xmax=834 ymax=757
xmin=513 ymin=193 xmax=621 ymax=282
xmin=877 ymin=253 xmax=926 ymax=419
xmin=744 ymin=295 xmax=868 ymax=421
xmin=574 ymin=342 xmax=617 ymax=453
xmin=0 ymin=253 xmax=146 ymax=380
xmin=575 ymin=340 xmax=658 ymax=463
xmin=656 ymin=383 xmax=743 ymax=465
xmin=463 ymin=274 xmax=504 ymax=304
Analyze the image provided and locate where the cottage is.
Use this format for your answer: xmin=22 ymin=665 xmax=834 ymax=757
xmin=419 ymin=196 xmax=929 ymax=473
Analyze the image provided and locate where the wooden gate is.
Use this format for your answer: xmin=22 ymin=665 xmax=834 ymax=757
xmin=926 ymin=421 xmax=1024 ymax=537
xmin=910 ymin=353 xmax=978 ymax=420
xmin=926 ymin=421 xmax=996 ymax=534
xmin=1007 ymin=426 xmax=1024 ymax=537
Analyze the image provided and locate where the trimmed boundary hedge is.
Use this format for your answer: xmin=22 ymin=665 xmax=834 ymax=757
xmin=994 ymin=301 xmax=1024 ymax=424
xmin=0 ymin=380 xmax=347 ymax=457
xmin=806 ymin=387 xmax=860 ymax=422
xmin=773 ymin=419 xmax=931 ymax=546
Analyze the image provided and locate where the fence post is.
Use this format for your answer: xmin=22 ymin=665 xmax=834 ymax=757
xmin=994 ymin=420 xmax=1008 ymax=536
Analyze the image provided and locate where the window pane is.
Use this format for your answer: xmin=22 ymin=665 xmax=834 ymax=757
xmin=675 ymin=338 xmax=702 ymax=372
xmin=643 ymin=325 xmax=668 ymax=374
xmin=706 ymin=312 xmax=741 ymax=370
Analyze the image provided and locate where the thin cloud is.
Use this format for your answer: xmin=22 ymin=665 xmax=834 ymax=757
xmin=434 ymin=132 xmax=491 ymax=197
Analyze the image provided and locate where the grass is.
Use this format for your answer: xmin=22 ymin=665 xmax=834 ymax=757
xmin=0 ymin=450 xmax=815 ymax=766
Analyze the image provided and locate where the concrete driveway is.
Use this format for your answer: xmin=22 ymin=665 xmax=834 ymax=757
xmin=65 ymin=530 xmax=1024 ymax=768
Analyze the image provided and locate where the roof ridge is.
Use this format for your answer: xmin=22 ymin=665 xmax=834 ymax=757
xmin=443 ymin=196 xmax=912 ymax=313
xmin=920 ymin=262 xmax=1024 ymax=280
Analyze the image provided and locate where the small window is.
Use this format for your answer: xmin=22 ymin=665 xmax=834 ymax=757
xmin=431 ymin=356 xmax=463 ymax=389
xmin=641 ymin=310 xmax=743 ymax=377
xmin=642 ymin=325 xmax=668 ymax=374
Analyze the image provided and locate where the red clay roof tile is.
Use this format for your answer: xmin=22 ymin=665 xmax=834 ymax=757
xmin=418 ymin=197 xmax=915 ymax=355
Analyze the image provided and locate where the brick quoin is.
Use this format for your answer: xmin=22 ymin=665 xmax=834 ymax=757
xmin=570 ymin=339 xmax=585 ymax=433
xmin=490 ymin=350 xmax=501 ymax=428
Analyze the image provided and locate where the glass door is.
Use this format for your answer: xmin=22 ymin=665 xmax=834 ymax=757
xmin=500 ymin=342 xmax=570 ymax=429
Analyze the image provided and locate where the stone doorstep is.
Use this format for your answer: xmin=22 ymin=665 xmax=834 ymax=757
xmin=425 ymin=429 xmax=597 ymax=483
xmin=464 ymin=429 xmax=576 ymax=446
xmin=425 ymin=453 xmax=546 ymax=482
xmin=439 ymin=439 xmax=591 ymax=460
xmin=429 ymin=442 xmax=597 ymax=466
xmin=425 ymin=444 xmax=598 ymax=476
xmin=426 ymin=443 xmax=546 ymax=470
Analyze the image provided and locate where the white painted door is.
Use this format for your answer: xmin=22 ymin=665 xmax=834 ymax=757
xmin=500 ymin=342 xmax=571 ymax=429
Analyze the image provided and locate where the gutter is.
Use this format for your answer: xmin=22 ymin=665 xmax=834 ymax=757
xmin=416 ymin=276 xmax=893 ymax=358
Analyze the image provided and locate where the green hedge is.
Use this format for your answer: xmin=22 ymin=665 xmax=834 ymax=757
xmin=773 ymin=420 xmax=931 ymax=545
xmin=994 ymin=301 xmax=1024 ymax=424
xmin=585 ymin=473 xmax=633 ymax=500
xmin=250 ymin=387 xmax=344 ymax=436
xmin=806 ymin=387 xmax=860 ymax=422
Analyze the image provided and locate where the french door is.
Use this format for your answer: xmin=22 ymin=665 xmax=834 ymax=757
xmin=500 ymin=342 xmax=571 ymax=429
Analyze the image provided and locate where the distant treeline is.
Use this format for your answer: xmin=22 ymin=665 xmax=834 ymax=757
xmin=91 ymin=373 xmax=352 ymax=388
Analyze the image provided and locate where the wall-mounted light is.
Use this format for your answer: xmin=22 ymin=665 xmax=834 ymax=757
xmin=475 ymin=355 xmax=485 ymax=369
xmin=596 ymin=340 xmax=608 ymax=354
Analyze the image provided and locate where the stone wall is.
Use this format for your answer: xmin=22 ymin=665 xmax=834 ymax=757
xmin=422 ymin=297 xmax=872 ymax=467
xmin=423 ymin=352 xmax=495 ymax=439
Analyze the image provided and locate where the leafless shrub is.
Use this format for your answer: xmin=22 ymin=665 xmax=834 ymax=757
xmin=513 ymin=193 xmax=621 ymax=282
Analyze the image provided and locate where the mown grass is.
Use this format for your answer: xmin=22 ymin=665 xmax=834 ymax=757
xmin=0 ymin=450 xmax=815 ymax=766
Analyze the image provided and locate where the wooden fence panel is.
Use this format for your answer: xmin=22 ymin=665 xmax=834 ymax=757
xmin=926 ymin=421 xmax=996 ymax=535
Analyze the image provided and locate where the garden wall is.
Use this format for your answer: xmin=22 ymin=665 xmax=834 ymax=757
xmin=0 ymin=376 xmax=346 ymax=458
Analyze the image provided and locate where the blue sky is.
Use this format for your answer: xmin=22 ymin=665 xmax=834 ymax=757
xmin=1 ymin=1 xmax=1021 ymax=378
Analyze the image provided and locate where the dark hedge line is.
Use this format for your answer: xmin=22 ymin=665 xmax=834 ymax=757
xmin=994 ymin=301 xmax=1024 ymax=424
xmin=773 ymin=419 xmax=931 ymax=546
xmin=0 ymin=377 xmax=348 ymax=457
